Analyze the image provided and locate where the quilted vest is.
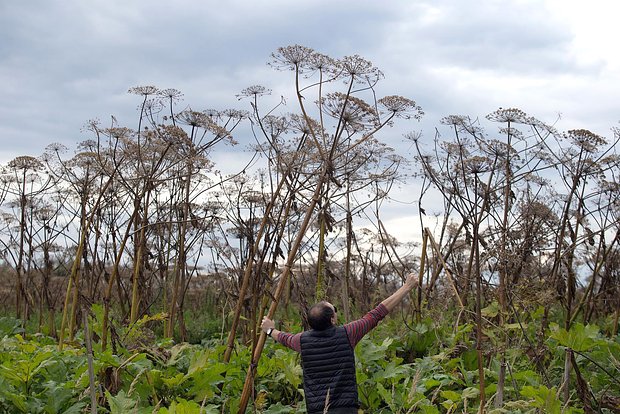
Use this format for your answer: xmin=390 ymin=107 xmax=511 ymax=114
xmin=300 ymin=326 xmax=359 ymax=413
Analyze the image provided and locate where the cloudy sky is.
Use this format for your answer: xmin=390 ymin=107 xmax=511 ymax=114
xmin=1 ymin=0 xmax=619 ymax=240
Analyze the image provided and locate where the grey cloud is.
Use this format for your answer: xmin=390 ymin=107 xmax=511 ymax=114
xmin=386 ymin=1 xmax=588 ymax=76
xmin=0 ymin=0 xmax=618 ymax=165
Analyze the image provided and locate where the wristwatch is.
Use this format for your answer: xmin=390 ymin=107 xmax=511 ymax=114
xmin=266 ymin=327 xmax=274 ymax=337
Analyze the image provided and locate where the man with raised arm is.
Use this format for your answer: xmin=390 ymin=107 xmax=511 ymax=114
xmin=261 ymin=272 xmax=418 ymax=414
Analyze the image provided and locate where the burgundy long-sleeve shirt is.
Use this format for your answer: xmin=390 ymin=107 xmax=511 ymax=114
xmin=275 ymin=303 xmax=389 ymax=352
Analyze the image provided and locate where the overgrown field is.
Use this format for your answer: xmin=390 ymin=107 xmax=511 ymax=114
xmin=2 ymin=45 xmax=620 ymax=413
xmin=1 ymin=303 xmax=619 ymax=413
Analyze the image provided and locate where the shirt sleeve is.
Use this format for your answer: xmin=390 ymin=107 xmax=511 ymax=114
xmin=275 ymin=331 xmax=302 ymax=353
xmin=343 ymin=303 xmax=389 ymax=348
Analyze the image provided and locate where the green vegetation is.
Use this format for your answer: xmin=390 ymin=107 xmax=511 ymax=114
xmin=1 ymin=305 xmax=619 ymax=413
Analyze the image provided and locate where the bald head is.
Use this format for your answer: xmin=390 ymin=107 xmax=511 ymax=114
xmin=308 ymin=301 xmax=336 ymax=330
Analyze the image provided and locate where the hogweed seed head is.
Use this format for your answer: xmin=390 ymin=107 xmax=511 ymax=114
xmin=158 ymin=88 xmax=184 ymax=102
xmin=128 ymin=85 xmax=159 ymax=96
xmin=237 ymin=85 xmax=271 ymax=100
xmin=269 ymin=45 xmax=316 ymax=71
xmin=9 ymin=156 xmax=44 ymax=171
xmin=338 ymin=54 xmax=383 ymax=82
xmin=565 ymin=129 xmax=607 ymax=153
xmin=378 ymin=95 xmax=423 ymax=120
xmin=486 ymin=107 xmax=529 ymax=124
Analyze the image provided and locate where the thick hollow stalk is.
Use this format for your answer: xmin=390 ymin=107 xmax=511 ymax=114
xmin=166 ymin=166 xmax=192 ymax=337
xmin=496 ymin=125 xmax=512 ymax=408
xmin=342 ymin=207 xmax=353 ymax=321
xmin=130 ymin=189 xmax=151 ymax=324
xmin=101 ymin=207 xmax=138 ymax=351
xmin=416 ymin=230 xmax=428 ymax=321
xmin=315 ymin=200 xmax=327 ymax=301
xmin=223 ymin=176 xmax=289 ymax=362
xmin=237 ymin=174 xmax=327 ymax=413
xmin=15 ymin=168 xmax=27 ymax=318
xmin=473 ymin=225 xmax=486 ymax=411
xmin=425 ymin=229 xmax=464 ymax=309
xmin=562 ymin=348 xmax=573 ymax=402
xmin=248 ymin=196 xmax=294 ymax=353
xmin=83 ymin=311 xmax=98 ymax=414
xmin=425 ymin=222 xmax=464 ymax=301
xmin=59 ymin=173 xmax=115 ymax=350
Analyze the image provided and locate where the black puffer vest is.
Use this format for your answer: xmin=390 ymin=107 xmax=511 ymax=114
xmin=300 ymin=326 xmax=359 ymax=413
